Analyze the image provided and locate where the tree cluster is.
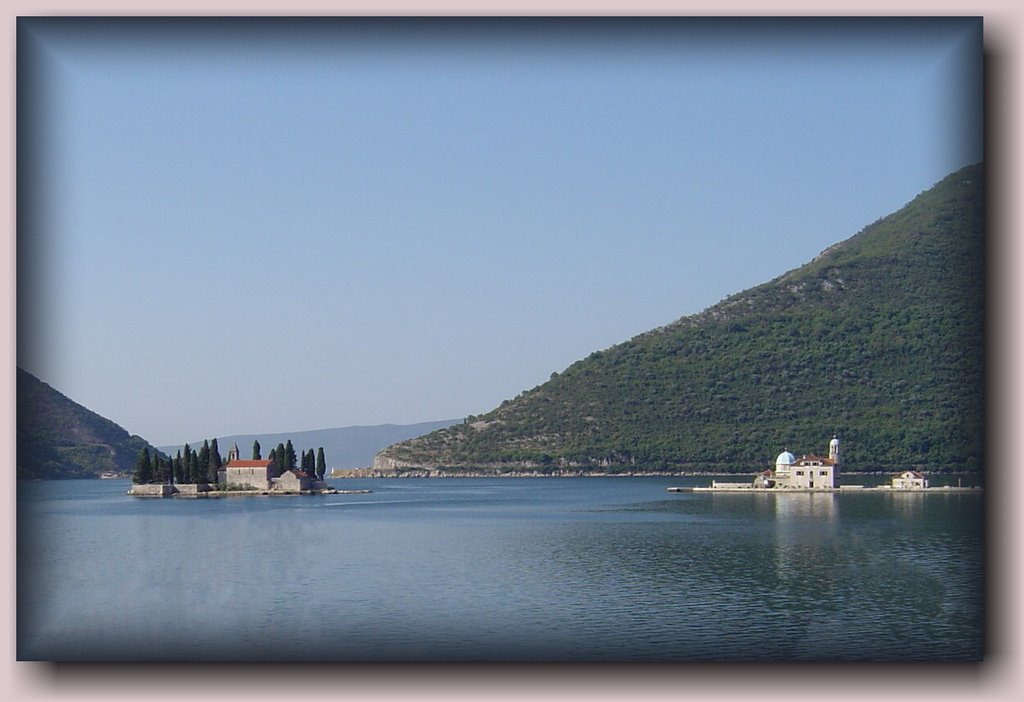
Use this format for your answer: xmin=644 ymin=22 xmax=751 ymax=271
xmin=132 ymin=438 xmax=223 ymax=485
xmin=132 ymin=436 xmax=328 ymax=484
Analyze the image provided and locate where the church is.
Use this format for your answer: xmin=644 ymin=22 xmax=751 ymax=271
xmin=220 ymin=442 xmax=317 ymax=492
xmin=221 ymin=442 xmax=274 ymax=490
xmin=756 ymin=435 xmax=841 ymax=490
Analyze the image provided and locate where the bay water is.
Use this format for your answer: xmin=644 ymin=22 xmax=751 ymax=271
xmin=17 ymin=476 xmax=984 ymax=662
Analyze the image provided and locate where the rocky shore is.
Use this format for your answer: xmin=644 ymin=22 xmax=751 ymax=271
xmin=128 ymin=484 xmax=371 ymax=498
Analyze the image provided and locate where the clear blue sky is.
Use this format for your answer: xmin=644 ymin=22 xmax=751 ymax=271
xmin=18 ymin=18 xmax=983 ymax=446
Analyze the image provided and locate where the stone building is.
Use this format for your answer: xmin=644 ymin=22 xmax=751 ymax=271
xmin=220 ymin=442 xmax=323 ymax=492
xmin=891 ymin=470 xmax=928 ymax=490
xmin=273 ymin=469 xmax=315 ymax=492
xmin=222 ymin=441 xmax=273 ymax=490
xmin=224 ymin=459 xmax=274 ymax=490
xmin=757 ymin=435 xmax=840 ymax=489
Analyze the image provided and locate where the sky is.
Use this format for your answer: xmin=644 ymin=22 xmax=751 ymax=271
xmin=17 ymin=17 xmax=983 ymax=447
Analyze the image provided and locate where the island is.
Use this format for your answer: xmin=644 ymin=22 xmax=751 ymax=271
xmin=128 ymin=440 xmax=370 ymax=498
xmin=668 ymin=436 xmax=981 ymax=493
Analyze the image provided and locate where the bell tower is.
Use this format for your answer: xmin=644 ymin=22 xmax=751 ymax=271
xmin=228 ymin=442 xmax=240 ymax=463
xmin=829 ymin=435 xmax=840 ymax=465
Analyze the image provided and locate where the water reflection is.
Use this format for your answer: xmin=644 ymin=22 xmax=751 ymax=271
xmin=886 ymin=490 xmax=926 ymax=519
xmin=772 ymin=491 xmax=838 ymax=520
xmin=772 ymin=492 xmax=839 ymax=545
xmin=765 ymin=494 xmax=839 ymax=603
xmin=18 ymin=479 xmax=983 ymax=662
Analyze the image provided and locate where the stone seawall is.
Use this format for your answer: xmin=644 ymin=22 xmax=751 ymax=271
xmin=128 ymin=484 xmax=177 ymax=497
xmin=129 ymin=483 xmax=355 ymax=497
xmin=684 ymin=485 xmax=982 ymax=494
xmin=174 ymin=483 xmax=213 ymax=496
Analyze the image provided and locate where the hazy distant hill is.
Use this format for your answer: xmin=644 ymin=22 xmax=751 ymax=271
xmin=17 ymin=368 xmax=158 ymax=480
xmin=375 ymin=164 xmax=984 ymax=474
xmin=162 ymin=420 xmax=460 ymax=470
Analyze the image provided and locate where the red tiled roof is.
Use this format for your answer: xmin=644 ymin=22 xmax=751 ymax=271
xmin=227 ymin=459 xmax=273 ymax=468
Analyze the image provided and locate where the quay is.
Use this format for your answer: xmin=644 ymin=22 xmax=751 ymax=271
xmin=668 ymin=484 xmax=981 ymax=494
xmin=669 ymin=435 xmax=981 ymax=494
xmin=129 ymin=484 xmax=372 ymax=498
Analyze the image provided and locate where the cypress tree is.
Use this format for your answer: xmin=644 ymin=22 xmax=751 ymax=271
xmin=190 ymin=449 xmax=202 ymax=483
xmin=316 ymin=447 xmax=326 ymax=481
xmin=132 ymin=448 xmax=153 ymax=484
xmin=210 ymin=438 xmax=223 ymax=482
xmin=275 ymin=443 xmax=287 ymax=475
xmin=198 ymin=440 xmax=211 ymax=483
xmin=153 ymin=456 xmax=167 ymax=484
xmin=285 ymin=440 xmax=297 ymax=471
xmin=252 ymin=440 xmax=261 ymax=460
xmin=173 ymin=451 xmax=184 ymax=485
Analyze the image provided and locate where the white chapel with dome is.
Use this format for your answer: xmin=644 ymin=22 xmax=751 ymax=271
xmin=757 ymin=435 xmax=841 ymax=489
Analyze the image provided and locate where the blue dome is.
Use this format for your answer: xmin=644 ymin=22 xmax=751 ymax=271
xmin=775 ymin=451 xmax=795 ymax=466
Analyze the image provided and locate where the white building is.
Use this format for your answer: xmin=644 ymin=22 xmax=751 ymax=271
xmin=757 ymin=435 xmax=840 ymax=489
xmin=891 ymin=470 xmax=928 ymax=490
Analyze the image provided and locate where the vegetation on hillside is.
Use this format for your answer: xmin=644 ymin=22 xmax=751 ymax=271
xmin=16 ymin=368 xmax=158 ymax=479
xmin=17 ymin=366 xmax=336 ymax=483
xmin=376 ymin=164 xmax=984 ymax=474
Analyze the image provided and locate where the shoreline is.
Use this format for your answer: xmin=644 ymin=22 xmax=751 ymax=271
xmin=670 ymin=485 xmax=983 ymax=494
xmin=128 ymin=486 xmax=371 ymax=498
xmin=328 ymin=469 xmax=982 ymax=479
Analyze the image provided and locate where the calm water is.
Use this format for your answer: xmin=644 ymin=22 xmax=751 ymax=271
xmin=17 ymin=476 xmax=984 ymax=662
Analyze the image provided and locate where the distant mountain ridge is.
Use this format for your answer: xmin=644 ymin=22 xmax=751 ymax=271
xmin=16 ymin=368 xmax=159 ymax=479
xmin=374 ymin=163 xmax=984 ymax=474
xmin=162 ymin=420 xmax=460 ymax=470
xmin=16 ymin=366 xmax=459 ymax=479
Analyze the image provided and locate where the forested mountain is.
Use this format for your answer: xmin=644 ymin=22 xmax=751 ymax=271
xmin=16 ymin=368 xmax=159 ymax=479
xmin=374 ymin=163 xmax=984 ymax=474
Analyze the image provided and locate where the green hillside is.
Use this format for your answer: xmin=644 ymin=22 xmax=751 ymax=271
xmin=375 ymin=163 xmax=984 ymax=474
xmin=16 ymin=368 xmax=158 ymax=479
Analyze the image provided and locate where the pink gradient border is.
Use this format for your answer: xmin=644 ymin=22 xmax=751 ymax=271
xmin=2 ymin=3 xmax=1020 ymax=701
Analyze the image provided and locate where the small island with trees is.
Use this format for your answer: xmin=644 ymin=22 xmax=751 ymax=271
xmin=129 ymin=438 xmax=364 ymax=497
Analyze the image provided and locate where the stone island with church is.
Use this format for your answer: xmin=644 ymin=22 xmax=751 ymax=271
xmin=668 ymin=434 xmax=979 ymax=493
xmin=129 ymin=441 xmax=371 ymax=498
